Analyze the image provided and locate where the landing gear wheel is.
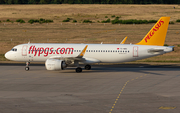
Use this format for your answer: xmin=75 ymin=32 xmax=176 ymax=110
xmin=85 ymin=64 xmax=91 ymax=70
xmin=76 ymin=67 xmax=82 ymax=73
xmin=25 ymin=62 xmax=30 ymax=71
xmin=25 ymin=67 xmax=29 ymax=71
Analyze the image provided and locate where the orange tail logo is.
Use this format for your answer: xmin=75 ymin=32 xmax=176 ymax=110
xmin=136 ymin=17 xmax=170 ymax=46
xmin=144 ymin=19 xmax=164 ymax=43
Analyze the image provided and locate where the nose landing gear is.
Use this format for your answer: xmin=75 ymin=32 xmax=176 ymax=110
xmin=25 ymin=62 xmax=30 ymax=71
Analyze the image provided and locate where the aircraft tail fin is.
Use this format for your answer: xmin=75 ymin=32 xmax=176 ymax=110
xmin=136 ymin=17 xmax=170 ymax=46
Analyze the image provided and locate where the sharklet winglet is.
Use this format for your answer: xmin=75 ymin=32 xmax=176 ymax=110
xmin=77 ymin=45 xmax=88 ymax=58
xmin=120 ymin=36 xmax=127 ymax=44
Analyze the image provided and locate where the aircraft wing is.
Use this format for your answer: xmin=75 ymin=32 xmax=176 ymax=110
xmin=49 ymin=56 xmax=84 ymax=61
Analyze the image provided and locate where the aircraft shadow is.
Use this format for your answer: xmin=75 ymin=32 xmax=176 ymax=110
xmin=1 ymin=63 xmax=179 ymax=75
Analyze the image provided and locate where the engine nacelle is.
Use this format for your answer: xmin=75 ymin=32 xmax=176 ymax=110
xmin=45 ymin=59 xmax=67 ymax=70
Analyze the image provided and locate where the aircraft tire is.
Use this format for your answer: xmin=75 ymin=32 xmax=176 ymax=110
xmin=25 ymin=67 xmax=29 ymax=71
xmin=85 ymin=64 xmax=91 ymax=70
xmin=76 ymin=67 xmax=82 ymax=73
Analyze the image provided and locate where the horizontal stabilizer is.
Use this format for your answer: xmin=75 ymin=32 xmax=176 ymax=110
xmin=148 ymin=49 xmax=164 ymax=54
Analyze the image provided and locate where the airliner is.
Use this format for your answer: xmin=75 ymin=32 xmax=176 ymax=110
xmin=5 ymin=17 xmax=174 ymax=72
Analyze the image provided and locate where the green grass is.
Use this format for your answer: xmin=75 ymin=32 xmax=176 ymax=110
xmin=111 ymin=15 xmax=115 ymax=18
xmin=63 ymin=18 xmax=71 ymax=22
xmin=83 ymin=19 xmax=92 ymax=23
xmin=101 ymin=18 xmax=110 ymax=23
xmin=73 ymin=20 xmax=77 ymax=23
xmin=16 ymin=19 xmax=25 ymax=23
xmin=176 ymin=19 xmax=180 ymax=22
xmin=111 ymin=19 xmax=155 ymax=24
xmin=28 ymin=18 xmax=53 ymax=24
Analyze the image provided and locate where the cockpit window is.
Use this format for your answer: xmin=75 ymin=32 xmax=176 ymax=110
xmin=11 ymin=48 xmax=17 ymax=52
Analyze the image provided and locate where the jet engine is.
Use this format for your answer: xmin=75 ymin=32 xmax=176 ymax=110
xmin=45 ymin=59 xmax=67 ymax=70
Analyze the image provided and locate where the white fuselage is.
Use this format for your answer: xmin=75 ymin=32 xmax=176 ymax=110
xmin=5 ymin=43 xmax=173 ymax=64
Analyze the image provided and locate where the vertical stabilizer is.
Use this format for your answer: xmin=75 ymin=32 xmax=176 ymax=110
xmin=136 ymin=17 xmax=170 ymax=46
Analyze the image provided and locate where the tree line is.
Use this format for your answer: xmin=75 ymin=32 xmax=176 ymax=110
xmin=0 ymin=0 xmax=179 ymax=4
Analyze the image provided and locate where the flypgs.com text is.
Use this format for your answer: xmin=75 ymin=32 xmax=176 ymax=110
xmin=28 ymin=46 xmax=74 ymax=57
xmin=145 ymin=19 xmax=164 ymax=42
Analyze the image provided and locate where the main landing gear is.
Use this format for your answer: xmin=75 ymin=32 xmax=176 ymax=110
xmin=76 ymin=67 xmax=82 ymax=73
xmin=75 ymin=64 xmax=91 ymax=73
xmin=25 ymin=62 xmax=30 ymax=71
xmin=85 ymin=64 xmax=91 ymax=70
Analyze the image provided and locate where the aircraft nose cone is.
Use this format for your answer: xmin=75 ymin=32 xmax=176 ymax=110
xmin=5 ymin=52 xmax=11 ymax=60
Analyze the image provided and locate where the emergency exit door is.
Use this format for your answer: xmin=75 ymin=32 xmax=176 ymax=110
xmin=133 ymin=46 xmax=138 ymax=57
xmin=22 ymin=45 xmax=28 ymax=56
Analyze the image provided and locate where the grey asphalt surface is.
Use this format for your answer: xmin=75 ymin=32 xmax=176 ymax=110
xmin=0 ymin=63 xmax=180 ymax=113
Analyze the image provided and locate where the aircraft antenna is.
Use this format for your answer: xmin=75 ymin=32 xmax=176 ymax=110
xmin=28 ymin=39 xmax=30 ymax=44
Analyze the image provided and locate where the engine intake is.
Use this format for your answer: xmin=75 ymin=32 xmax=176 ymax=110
xmin=45 ymin=59 xmax=67 ymax=70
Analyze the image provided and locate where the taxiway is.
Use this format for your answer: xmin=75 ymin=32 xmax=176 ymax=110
xmin=0 ymin=64 xmax=179 ymax=113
